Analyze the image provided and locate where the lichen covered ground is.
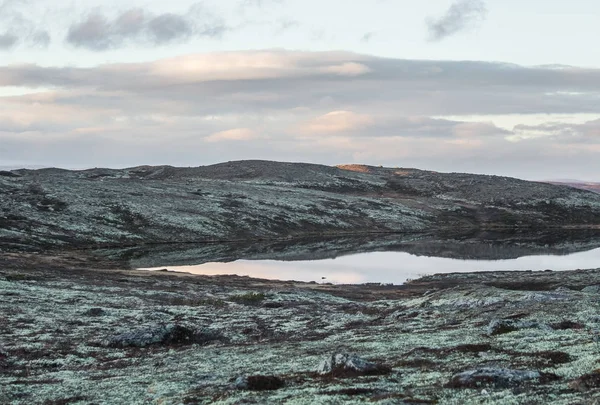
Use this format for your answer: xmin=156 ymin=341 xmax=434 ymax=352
xmin=3 ymin=161 xmax=600 ymax=251
xmin=2 ymin=253 xmax=600 ymax=404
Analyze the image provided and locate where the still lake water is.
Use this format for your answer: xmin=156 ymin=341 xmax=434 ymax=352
xmin=143 ymin=247 xmax=600 ymax=285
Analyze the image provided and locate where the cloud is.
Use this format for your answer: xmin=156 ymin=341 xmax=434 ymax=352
xmin=301 ymin=111 xmax=375 ymax=134
xmin=147 ymin=13 xmax=195 ymax=44
xmin=205 ymin=128 xmax=260 ymax=142
xmin=66 ymin=5 xmax=226 ymax=50
xmin=453 ymin=122 xmax=511 ymax=137
xmin=275 ymin=18 xmax=300 ymax=33
xmin=322 ymin=62 xmax=371 ymax=77
xmin=299 ymin=113 xmax=510 ymax=141
xmin=2 ymin=50 xmax=600 ymax=179
xmin=2 ymin=51 xmax=600 ymax=124
xmin=427 ymin=0 xmax=487 ymax=41
xmin=0 ymin=0 xmax=51 ymax=50
xmin=1 ymin=52 xmax=599 ymax=117
xmin=0 ymin=51 xmax=374 ymax=89
xmin=0 ymin=33 xmax=18 ymax=49
xmin=514 ymin=119 xmax=600 ymax=142
xmin=361 ymin=32 xmax=375 ymax=43
xmin=240 ymin=0 xmax=285 ymax=7
xmin=30 ymin=31 xmax=51 ymax=48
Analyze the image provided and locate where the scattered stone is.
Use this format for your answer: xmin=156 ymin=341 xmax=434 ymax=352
xmin=103 ymin=324 xmax=224 ymax=348
xmin=447 ymin=368 xmax=558 ymax=389
xmin=536 ymin=351 xmax=572 ymax=365
xmin=235 ymin=375 xmax=285 ymax=391
xmin=83 ymin=308 xmax=106 ymax=317
xmin=487 ymin=319 xmax=519 ymax=335
xmin=317 ymin=352 xmax=391 ymax=377
xmin=262 ymin=301 xmax=285 ymax=309
xmin=550 ymin=320 xmax=585 ymax=330
xmin=486 ymin=319 xmax=549 ymax=336
xmin=569 ymin=370 xmax=600 ymax=391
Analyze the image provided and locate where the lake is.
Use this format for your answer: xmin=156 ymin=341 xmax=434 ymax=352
xmin=141 ymin=245 xmax=600 ymax=285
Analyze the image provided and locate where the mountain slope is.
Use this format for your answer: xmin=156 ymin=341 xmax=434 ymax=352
xmin=1 ymin=160 xmax=600 ymax=250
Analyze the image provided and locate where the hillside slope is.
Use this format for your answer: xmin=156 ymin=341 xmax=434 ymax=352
xmin=1 ymin=161 xmax=600 ymax=250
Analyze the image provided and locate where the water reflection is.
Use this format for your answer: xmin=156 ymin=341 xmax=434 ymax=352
xmin=142 ymin=247 xmax=600 ymax=285
xmin=106 ymin=229 xmax=600 ymax=271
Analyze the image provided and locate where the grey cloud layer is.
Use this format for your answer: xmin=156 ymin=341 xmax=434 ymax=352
xmin=2 ymin=54 xmax=599 ymax=115
xmin=427 ymin=0 xmax=487 ymax=41
xmin=1 ymin=51 xmax=599 ymax=179
xmin=66 ymin=5 xmax=226 ymax=50
xmin=514 ymin=119 xmax=600 ymax=142
xmin=0 ymin=33 xmax=17 ymax=49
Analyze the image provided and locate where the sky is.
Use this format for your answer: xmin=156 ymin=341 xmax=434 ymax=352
xmin=1 ymin=0 xmax=600 ymax=180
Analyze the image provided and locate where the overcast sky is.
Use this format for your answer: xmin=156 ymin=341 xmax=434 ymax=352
xmin=1 ymin=0 xmax=600 ymax=180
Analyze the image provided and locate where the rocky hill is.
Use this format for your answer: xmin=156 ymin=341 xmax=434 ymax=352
xmin=1 ymin=160 xmax=600 ymax=251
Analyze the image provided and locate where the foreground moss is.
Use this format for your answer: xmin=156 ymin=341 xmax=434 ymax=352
xmin=2 ymin=259 xmax=600 ymax=404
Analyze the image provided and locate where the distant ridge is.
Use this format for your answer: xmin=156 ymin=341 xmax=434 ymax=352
xmin=545 ymin=181 xmax=600 ymax=194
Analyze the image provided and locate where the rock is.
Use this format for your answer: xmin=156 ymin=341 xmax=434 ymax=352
xmin=550 ymin=320 xmax=585 ymax=330
xmin=262 ymin=301 xmax=285 ymax=309
xmin=487 ymin=319 xmax=519 ymax=335
xmin=103 ymin=324 xmax=224 ymax=348
xmin=569 ymin=371 xmax=600 ymax=391
xmin=235 ymin=375 xmax=285 ymax=391
xmin=536 ymin=351 xmax=572 ymax=365
xmin=83 ymin=308 xmax=106 ymax=317
xmin=486 ymin=319 xmax=549 ymax=336
xmin=447 ymin=368 xmax=558 ymax=388
xmin=317 ymin=352 xmax=391 ymax=377
xmin=582 ymin=285 xmax=600 ymax=294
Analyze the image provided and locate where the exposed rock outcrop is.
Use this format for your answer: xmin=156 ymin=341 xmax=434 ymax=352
xmin=235 ymin=375 xmax=285 ymax=391
xmin=102 ymin=324 xmax=224 ymax=348
xmin=317 ymin=352 xmax=391 ymax=377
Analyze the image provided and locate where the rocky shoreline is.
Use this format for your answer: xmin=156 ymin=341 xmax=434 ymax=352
xmin=2 ymin=251 xmax=600 ymax=404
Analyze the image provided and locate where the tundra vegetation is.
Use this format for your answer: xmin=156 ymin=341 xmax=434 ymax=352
xmin=2 ymin=161 xmax=600 ymax=404
xmin=2 ymin=161 xmax=600 ymax=250
xmin=2 ymin=255 xmax=600 ymax=404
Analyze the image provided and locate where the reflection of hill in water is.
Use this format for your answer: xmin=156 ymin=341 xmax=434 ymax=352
xmin=94 ymin=230 xmax=600 ymax=269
